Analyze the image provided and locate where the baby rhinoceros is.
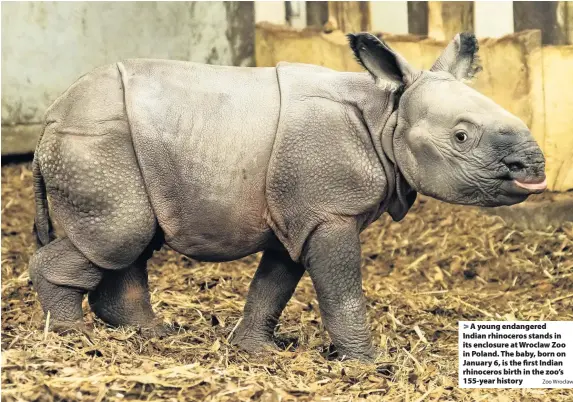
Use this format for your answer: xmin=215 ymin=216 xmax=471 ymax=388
xmin=30 ymin=33 xmax=546 ymax=361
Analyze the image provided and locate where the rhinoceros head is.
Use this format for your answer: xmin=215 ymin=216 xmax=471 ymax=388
xmin=348 ymin=33 xmax=546 ymax=207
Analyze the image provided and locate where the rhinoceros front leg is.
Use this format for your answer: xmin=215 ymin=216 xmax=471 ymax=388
xmin=232 ymin=248 xmax=305 ymax=353
xmin=302 ymin=220 xmax=376 ymax=362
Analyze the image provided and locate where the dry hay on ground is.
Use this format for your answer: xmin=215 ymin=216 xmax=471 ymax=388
xmin=2 ymin=162 xmax=572 ymax=401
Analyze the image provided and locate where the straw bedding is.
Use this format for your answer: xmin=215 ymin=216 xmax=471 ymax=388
xmin=2 ymin=163 xmax=572 ymax=401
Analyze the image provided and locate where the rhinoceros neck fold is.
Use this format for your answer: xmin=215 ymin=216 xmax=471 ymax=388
xmin=380 ymin=109 xmax=418 ymax=221
xmin=353 ymin=82 xmax=398 ymax=202
xmin=354 ymin=79 xmax=417 ymax=222
xmin=380 ymin=110 xmax=397 ymax=165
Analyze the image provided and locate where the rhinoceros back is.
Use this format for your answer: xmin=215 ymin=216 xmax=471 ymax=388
xmin=118 ymin=59 xmax=279 ymax=260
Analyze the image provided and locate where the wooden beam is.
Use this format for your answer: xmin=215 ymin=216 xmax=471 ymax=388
xmin=428 ymin=1 xmax=474 ymax=41
xmin=327 ymin=1 xmax=370 ymax=33
xmin=514 ymin=1 xmax=570 ymax=45
xmin=565 ymin=1 xmax=573 ymax=44
xmin=408 ymin=1 xmax=428 ymax=36
xmin=306 ymin=1 xmax=329 ymax=28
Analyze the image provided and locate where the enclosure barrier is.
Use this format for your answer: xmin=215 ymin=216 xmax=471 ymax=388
xmin=256 ymin=23 xmax=573 ymax=192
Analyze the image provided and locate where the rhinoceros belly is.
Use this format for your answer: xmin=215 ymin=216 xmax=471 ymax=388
xmin=119 ymin=59 xmax=279 ymax=260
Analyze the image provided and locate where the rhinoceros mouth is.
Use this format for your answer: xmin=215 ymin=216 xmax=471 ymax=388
xmin=513 ymin=178 xmax=547 ymax=192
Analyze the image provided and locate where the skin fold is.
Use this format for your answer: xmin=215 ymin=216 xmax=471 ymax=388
xmin=30 ymin=32 xmax=545 ymax=361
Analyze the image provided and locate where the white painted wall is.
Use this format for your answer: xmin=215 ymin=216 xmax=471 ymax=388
xmin=1 ymin=2 xmax=253 ymax=125
xmin=474 ymin=1 xmax=514 ymax=38
xmin=255 ymin=1 xmax=306 ymax=29
xmin=288 ymin=1 xmax=307 ymax=29
xmin=370 ymin=1 xmax=409 ymax=35
xmin=255 ymin=1 xmax=286 ymax=25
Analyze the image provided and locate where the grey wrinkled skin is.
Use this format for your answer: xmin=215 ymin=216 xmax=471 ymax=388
xmin=30 ymin=33 xmax=545 ymax=360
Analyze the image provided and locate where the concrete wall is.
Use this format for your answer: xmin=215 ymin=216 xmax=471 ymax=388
xmin=1 ymin=1 xmax=254 ymax=154
xmin=255 ymin=24 xmax=573 ymax=192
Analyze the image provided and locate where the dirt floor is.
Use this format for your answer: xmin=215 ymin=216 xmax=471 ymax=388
xmin=2 ymin=162 xmax=573 ymax=401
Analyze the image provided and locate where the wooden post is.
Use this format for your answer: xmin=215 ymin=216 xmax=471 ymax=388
xmin=428 ymin=1 xmax=474 ymax=41
xmin=565 ymin=1 xmax=573 ymax=44
xmin=306 ymin=1 xmax=329 ymax=28
xmin=514 ymin=1 xmax=570 ymax=45
xmin=285 ymin=2 xmax=307 ymax=29
xmin=327 ymin=1 xmax=370 ymax=33
xmin=408 ymin=1 xmax=429 ymax=36
xmin=559 ymin=1 xmax=573 ymax=45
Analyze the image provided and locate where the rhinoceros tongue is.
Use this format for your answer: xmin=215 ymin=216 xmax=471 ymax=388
xmin=513 ymin=178 xmax=547 ymax=191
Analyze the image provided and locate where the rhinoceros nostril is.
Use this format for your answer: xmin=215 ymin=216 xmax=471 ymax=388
xmin=506 ymin=161 xmax=526 ymax=172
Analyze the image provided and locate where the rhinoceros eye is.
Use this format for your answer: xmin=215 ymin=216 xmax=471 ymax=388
xmin=455 ymin=131 xmax=468 ymax=143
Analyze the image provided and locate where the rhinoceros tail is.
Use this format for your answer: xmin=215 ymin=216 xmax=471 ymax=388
xmin=32 ymin=128 xmax=55 ymax=248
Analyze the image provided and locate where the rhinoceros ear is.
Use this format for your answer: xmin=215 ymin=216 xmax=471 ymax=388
xmin=431 ymin=32 xmax=482 ymax=80
xmin=348 ymin=33 xmax=418 ymax=87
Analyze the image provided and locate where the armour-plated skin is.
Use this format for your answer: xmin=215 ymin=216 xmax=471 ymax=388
xmin=30 ymin=33 xmax=546 ymax=361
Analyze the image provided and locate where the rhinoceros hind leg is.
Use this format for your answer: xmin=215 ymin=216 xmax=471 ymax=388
xmin=29 ymin=237 xmax=103 ymax=331
xmin=88 ymin=246 xmax=169 ymax=337
xmin=232 ymin=248 xmax=305 ymax=353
